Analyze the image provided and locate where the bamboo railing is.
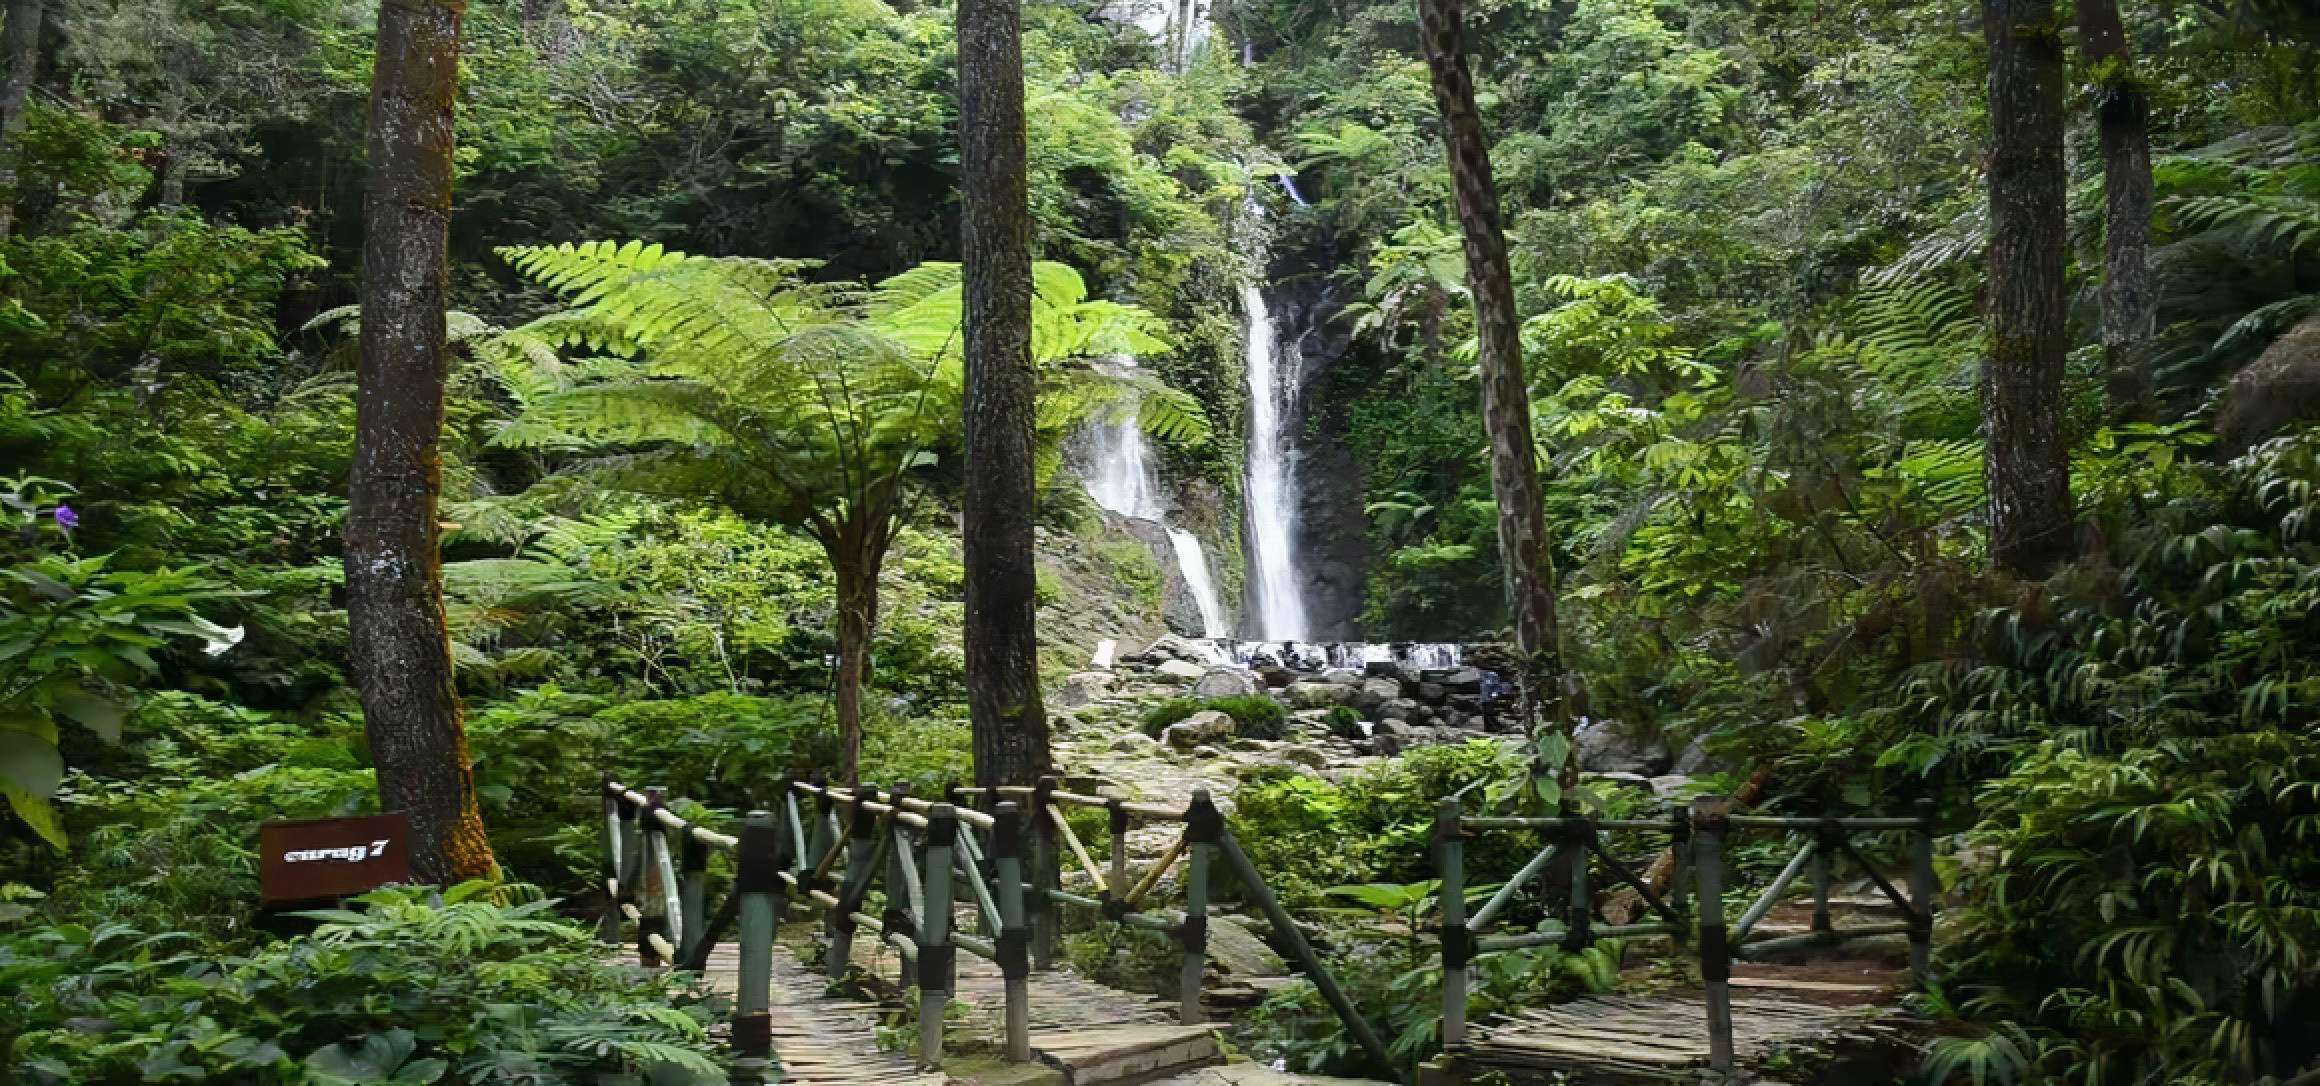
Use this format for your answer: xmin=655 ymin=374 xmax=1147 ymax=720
xmin=1433 ymin=793 xmax=1939 ymax=1075
xmin=597 ymin=772 xmax=1399 ymax=1083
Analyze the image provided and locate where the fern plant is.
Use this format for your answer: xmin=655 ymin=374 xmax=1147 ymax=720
xmin=483 ymin=241 xmax=1193 ymax=780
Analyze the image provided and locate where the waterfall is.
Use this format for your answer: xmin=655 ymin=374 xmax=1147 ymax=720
xmin=1078 ymin=358 xmax=1231 ymax=639
xmin=1242 ymin=280 xmax=1310 ymax=641
xmin=1277 ymin=171 xmax=1309 ymax=208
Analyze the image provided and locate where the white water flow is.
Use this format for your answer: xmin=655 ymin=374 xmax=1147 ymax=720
xmin=1277 ymin=171 xmax=1309 ymax=207
xmin=1242 ymin=281 xmax=1310 ymax=640
xmin=1081 ymin=359 xmax=1230 ymax=638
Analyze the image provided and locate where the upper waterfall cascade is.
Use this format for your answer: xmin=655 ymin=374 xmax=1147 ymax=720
xmin=1241 ymin=279 xmax=1310 ymax=641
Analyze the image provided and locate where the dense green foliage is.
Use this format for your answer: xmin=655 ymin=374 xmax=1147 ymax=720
xmin=3 ymin=0 xmax=2319 ymax=1080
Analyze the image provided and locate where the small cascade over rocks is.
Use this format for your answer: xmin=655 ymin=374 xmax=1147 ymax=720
xmin=1074 ymin=355 xmax=1231 ymax=638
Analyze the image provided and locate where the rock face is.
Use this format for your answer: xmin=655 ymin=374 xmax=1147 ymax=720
xmin=1193 ymin=669 xmax=1257 ymax=698
xmin=1156 ymin=658 xmax=1207 ymax=681
xmin=1054 ymin=671 xmax=1115 ymax=708
xmin=1673 ymin=737 xmax=1725 ymax=776
xmin=1163 ymin=709 xmax=1235 ymax=748
xmin=2218 ymin=312 xmax=2320 ymax=454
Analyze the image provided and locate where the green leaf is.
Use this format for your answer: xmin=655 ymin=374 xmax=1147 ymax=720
xmin=51 ymin=689 xmax=128 ymax=742
xmin=0 ymin=726 xmax=65 ymax=798
xmin=3 ymin=783 xmax=65 ymax=848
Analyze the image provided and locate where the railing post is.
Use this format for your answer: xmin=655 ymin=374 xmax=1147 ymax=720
xmin=1179 ymin=789 xmax=1219 ymax=1026
xmin=1811 ymin=818 xmax=1839 ymax=937
xmin=828 ymin=785 xmax=879 ymax=975
xmin=1691 ymin=795 xmax=1735 ymax=1075
xmin=992 ymin=801 xmax=1033 ymax=1062
xmin=1564 ymin=808 xmax=1592 ymax=950
xmin=1909 ymin=798 xmax=1938 ymax=987
xmin=1667 ymin=807 xmax=1693 ymax=939
xmin=733 ymin=811 xmax=781 ymax=1085
xmin=919 ymin=804 xmax=959 ymax=1069
xmin=599 ymin=780 xmax=625 ymax=945
xmin=639 ymin=787 xmax=672 ymax=968
xmin=1106 ymin=797 xmax=1129 ymax=901
xmin=887 ymin=784 xmax=918 ymax=991
xmin=679 ymin=827 xmax=709 ymax=965
xmin=1435 ymin=797 xmax=1469 ymax=1049
xmin=1029 ymin=775 xmax=1061 ymax=970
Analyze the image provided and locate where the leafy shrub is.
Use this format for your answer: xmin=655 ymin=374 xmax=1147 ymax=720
xmin=1139 ymin=697 xmax=1205 ymax=737
xmin=1141 ymin=695 xmax=1289 ymax=739
xmin=1206 ymin=694 xmax=1288 ymax=739
xmin=1323 ymin=705 xmax=1363 ymax=738
xmin=3 ymin=882 xmax=728 ymax=1084
xmin=1244 ymin=933 xmax=1623 ymax=1076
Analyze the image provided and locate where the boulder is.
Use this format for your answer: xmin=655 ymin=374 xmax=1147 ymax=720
xmin=1416 ymin=682 xmax=1447 ymax=704
xmin=1281 ymin=747 xmax=1330 ymax=770
xmin=1156 ymin=659 xmax=1207 ymax=681
xmin=2218 ymin=312 xmax=2320 ymax=454
xmin=1191 ymin=744 xmax=1225 ymax=759
xmin=1285 ymin=681 xmax=1356 ymax=708
xmin=1194 ymin=669 xmax=1258 ymax=698
xmin=1321 ymin=668 xmax=1365 ymax=685
xmin=1374 ymin=718 xmax=1413 ymax=738
xmin=1258 ymin=667 xmax=1296 ymax=689
xmin=1053 ymin=671 xmax=1114 ymax=709
xmin=1439 ymin=667 xmax=1485 ymax=696
xmin=1575 ymin=720 xmax=1674 ymax=775
xmin=1162 ymin=709 xmax=1235 ymax=749
xmin=1352 ymin=677 xmax=1402 ymax=712
xmin=1051 ymin=712 xmax=1082 ymax=735
xmin=1673 ymin=737 xmax=1726 ymax=776
xmin=1376 ymin=698 xmax=1419 ymax=722
xmin=1141 ymin=634 xmax=1212 ymax=663
xmin=1111 ymin=732 xmax=1160 ymax=754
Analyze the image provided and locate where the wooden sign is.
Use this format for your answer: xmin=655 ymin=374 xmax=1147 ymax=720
xmin=259 ymin=813 xmax=412 ymax=904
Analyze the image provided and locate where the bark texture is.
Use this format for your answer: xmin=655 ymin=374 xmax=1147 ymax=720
xmin=346 ymin=0 xmax=496 ymax=885
xmin=1981 ymin=0 xmax=2077 ymax=578
xmin=826 ymin=537 xmax=883 ymax=785
xmin=958 ymin=0 xmax=1050 ymax=790
xmin=2078 ymin=0 xmax=2156 ymax=419
xmin=0 ymin=0 xmax=42 ymax=242
xmin=1415 ymin=0 xmax=1571 ymax=784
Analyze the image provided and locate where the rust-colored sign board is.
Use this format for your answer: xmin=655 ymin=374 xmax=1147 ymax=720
xmin=259 ymin=813 xmax=412 ymax=904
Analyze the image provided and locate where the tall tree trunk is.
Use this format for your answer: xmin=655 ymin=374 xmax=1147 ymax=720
xmin=958 ymin=0 xmax=1049 ymax=791
xmin=830 ymin=544 xmax=879 ymax=786
xmin=1981 ymin=0 xmax=2077 ymax=578
xmin=345 ymin=0 xmax=496 ymax=885
xmin=0 ymin=0 xmax=42 ymax=242
xmin=1415 ymin=0 xmax=1573 ymax=788
xmin=2078 ymin=0 xmax=2156 ymax=419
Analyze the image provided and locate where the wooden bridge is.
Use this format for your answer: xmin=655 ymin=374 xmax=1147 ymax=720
xmin=594 ymin=774 xmax=1938 ymax=1086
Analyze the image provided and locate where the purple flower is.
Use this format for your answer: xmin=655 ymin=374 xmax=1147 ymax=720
xmin=52 ymin=505 xmax=77 ymax=531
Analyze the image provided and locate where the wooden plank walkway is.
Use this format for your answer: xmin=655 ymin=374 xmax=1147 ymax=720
xmin=695 ymin=936 xmax=1222 ymax=1086
xmin=698 ymin=942 xmax=948 ymax=1086
xmin=1456 ymin=993 xmax=1912 ymax=1084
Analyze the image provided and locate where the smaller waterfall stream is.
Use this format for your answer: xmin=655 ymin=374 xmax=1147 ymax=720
xmin=1080 ymin=358 xmax=1231 ymax=638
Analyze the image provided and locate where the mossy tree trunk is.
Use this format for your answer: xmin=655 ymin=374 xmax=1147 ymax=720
xmin=345 ymin=0 xmax=497 ymax=885
xmin=1415 ymin=0 xmax=1573 ymax=788
xmin=2078 ymin=0 xmax=2156 ymax=420
xmin=0 ymin=0 xmax=42 ymax=242
xmin=1981 ymin=0 xmax=2077 ymax=577
xmin=958 ymin=0 xmax=1050 ymax=790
